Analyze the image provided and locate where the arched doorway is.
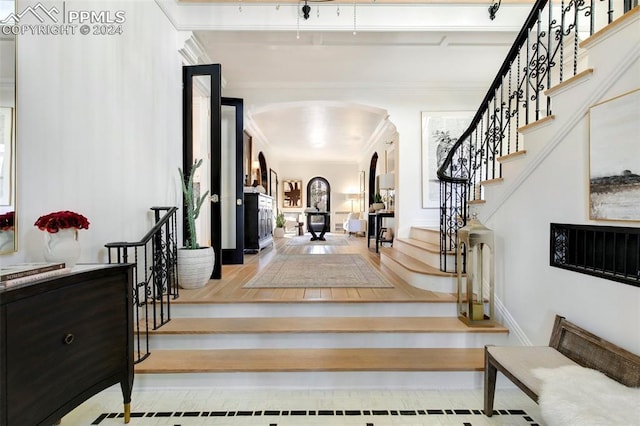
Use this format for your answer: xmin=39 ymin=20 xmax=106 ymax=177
xmin=258 ymin=152 xmax=268 ymax=191
xmin=307 ymin=176 xmax=331 ymax=231
xmin=368 ymin=153 xmax=379 ymax=207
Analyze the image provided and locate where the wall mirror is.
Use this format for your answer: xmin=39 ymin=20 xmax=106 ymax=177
xmin=0 ymin=0 xmax=16 ymax=254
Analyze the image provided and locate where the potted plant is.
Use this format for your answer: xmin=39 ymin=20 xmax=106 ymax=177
xmin=177 ymin=158 xmax=214 ymax=289
xmin=372 ymin=193 xmax=385 ymax=211
xmin=274 ymin=211 xmax=286 ymax=238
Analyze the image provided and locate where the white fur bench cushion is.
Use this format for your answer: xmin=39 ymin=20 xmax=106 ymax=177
xmin=533 ymin=365 xmax=640 ymax=426
xmin=487 ymin=346 xmax=578 ymax=395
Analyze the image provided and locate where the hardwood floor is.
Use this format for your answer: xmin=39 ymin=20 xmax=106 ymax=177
xmin=175 ymin=233 xmax=455 ymax=304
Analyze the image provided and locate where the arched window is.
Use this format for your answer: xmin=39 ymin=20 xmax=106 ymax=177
xmin=307 ymin=177 xmax=331 ymax=211
xmin=306 ymin=176 xmax=331 ymax=232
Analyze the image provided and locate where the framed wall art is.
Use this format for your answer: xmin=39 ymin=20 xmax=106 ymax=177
xmin=421 ymin=111 xmax=473 ymax=208
xmin=282 ymin=179 xmax=302 ymax=208
xmin=269 ymin=168 xmax=278 ymax=207
xmin=589 ymin=88 xmax=640 ymax=221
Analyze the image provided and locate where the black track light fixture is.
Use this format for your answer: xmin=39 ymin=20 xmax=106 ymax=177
xmin=488 ymin=0 xmax=501 ymax=20
xmin=302 ymin=0 xmax=311 ymax=20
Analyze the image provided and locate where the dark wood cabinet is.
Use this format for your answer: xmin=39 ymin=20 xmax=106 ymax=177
xmin=0 ymin=264 xmax=134 ymax=425
xmin=244 ymin=192 xmax=274 ymax=253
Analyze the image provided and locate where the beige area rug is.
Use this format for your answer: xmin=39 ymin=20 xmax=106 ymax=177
xmin=286 ymin=235 xmax=349 ymax=246
xmin=242 ymin=254 xmax=394 ymax=288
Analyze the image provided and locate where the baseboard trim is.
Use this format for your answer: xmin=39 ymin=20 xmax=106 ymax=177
xmin=495 ymin=297 xmax=532 ymax=346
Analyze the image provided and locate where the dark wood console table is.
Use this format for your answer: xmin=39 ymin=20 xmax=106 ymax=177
xmin=306 ymin=211 xmax=330 ymax=241
xmin=0 ymin=264 xmax=134 ymax=425
xmin=368 ymin=211 xmax=394 ymax=253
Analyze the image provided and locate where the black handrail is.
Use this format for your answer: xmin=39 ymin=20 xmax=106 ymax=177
xmin=106 ymin=206 xmax=178 ymax=363
xmin=437 ymin=0 xmax=550 ymax=185
xmin=436 ymin=0 xmax=634 ymax=272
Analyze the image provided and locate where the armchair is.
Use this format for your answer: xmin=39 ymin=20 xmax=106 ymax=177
xmin=283 ymin=213 xmax=303 ymax=234
xmin=343 ymin=212 xmax=367 ymax=237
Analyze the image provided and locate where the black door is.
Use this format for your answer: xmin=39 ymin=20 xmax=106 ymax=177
xmin=183 ymin=64 xmax=222 ymax=279
xmin=221 ymin=97 xmax=245 ymax=264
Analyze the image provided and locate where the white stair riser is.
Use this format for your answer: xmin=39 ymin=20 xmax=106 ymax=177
xmin=170 ymin=302 xmax=458 ymax=318
xmin=409 ymin=227 xmax=440 ymax=245
xmin=498 ymin=154 xmax=529 ymax=180
xmin=133 ymin=371 xmax=485 ymax=390
xmin=381 ymin=257 xmax=457 ymax=294
xmin=393 ymin=240 xmax=447 ymax=269
xmin=146 ymin=332 xmax=509 ymax=350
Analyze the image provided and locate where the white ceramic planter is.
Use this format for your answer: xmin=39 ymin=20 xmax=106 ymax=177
xmin=177 ymin=247 xmax=215 ymax=289
xmin=43 ymin=228 xmax=81 ymax=267
xmin=273 ymin=227 xmax=285 ymax=238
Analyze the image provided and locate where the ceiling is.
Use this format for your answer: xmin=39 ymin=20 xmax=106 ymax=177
xmin=183 ymin=3 xmax=528 ymax=162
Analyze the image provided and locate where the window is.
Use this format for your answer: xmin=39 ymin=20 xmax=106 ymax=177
xmin=307 ymin=177 xmax=331 ymax=211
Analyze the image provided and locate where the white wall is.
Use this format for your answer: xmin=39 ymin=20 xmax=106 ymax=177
xmin=1 ymin=0 xmax=182 ymax=265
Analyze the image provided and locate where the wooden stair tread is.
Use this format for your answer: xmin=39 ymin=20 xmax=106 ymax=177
xmin=497 ymin=150 xmax=527 ymax=163
xmin=395 ymin=237 xmax=440 ymax=253
xmin=410 ymin=226 xmax=439 ymax=233
xmin=145 ymin=316 xmax=508 ymax=335
xmin=135 ymin=348 xmax=485 ymax=373
xmin=380 ymin=248 xmax=457 ymax=277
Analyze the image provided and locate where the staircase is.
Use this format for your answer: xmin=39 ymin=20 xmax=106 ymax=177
xmin=471 ymin=10 xmax=639 ymax=227
xmin=133 ymin=247 xmax=511 ymax=389
xmin=381 ymin=7 xmax=640 ymax=344
xmin=380 ymin=227 xmax=457 ymax=294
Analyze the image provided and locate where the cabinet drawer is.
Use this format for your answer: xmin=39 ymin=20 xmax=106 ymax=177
xmin=259 ymin=195 xmax=272 ymax=209
xmin=5 ymin=276 xmax=127 ymax=424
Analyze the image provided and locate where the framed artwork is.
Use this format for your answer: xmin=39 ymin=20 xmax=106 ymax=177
xmin=0 ymin=107 xmax=13 ymax=206
xmin=421 ymin=111 xmax=473 ymax=208
xmin=282 ymin=179 xmax=302 ymax=208
xmin=589 ymin=88 xmax=640 ymax=221
xmin=269 ymin=168 xmax=278 ymax=207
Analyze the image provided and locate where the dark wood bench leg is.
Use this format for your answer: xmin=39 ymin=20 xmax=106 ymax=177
xmin=484 ymin=348 xmax=497 ymax=417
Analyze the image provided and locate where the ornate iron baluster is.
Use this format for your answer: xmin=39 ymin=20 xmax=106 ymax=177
xmin=106 ymin=206 xmax=178 ymax=363
xmin=437 ymin=0 xmax=615 ymax=272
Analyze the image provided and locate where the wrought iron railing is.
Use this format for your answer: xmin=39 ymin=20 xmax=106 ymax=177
xmin=106 ymin=207 xmax=178 ymax=363
xmin=437 ymin=0 xmax=636 ymax=272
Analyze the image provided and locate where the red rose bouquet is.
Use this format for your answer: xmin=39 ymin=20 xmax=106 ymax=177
xmin=34 ymin=210 xmax=90 ymax=233
xmin=0 ymin=211 xmax=14 ymax=231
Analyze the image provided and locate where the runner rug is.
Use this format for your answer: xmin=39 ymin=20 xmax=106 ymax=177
xmin=242 ymin=254 xmax=394 ymax=288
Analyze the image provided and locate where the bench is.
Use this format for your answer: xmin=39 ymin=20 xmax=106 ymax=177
xmin=484 ymin=314 xmax=640 ymax=416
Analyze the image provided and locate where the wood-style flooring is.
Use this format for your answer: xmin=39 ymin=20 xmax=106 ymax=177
xmin=175 ymin=233 xmax=456 ymax=304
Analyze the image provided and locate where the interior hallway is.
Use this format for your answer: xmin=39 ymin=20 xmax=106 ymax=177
xmin=176 ymin=233 xmax=453 ymax=304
